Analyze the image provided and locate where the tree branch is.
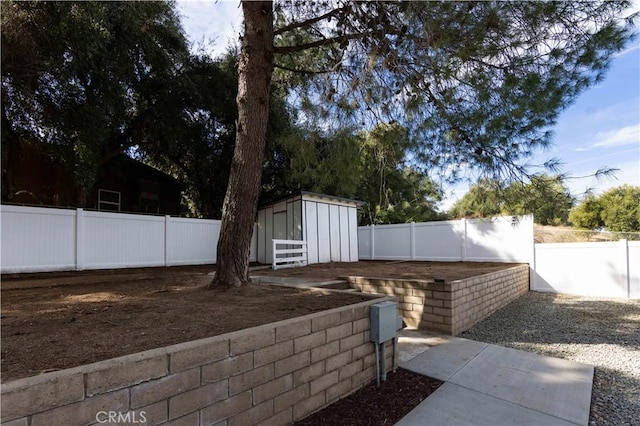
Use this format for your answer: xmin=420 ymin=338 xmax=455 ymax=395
xmin=274 ymin=6 xmax=348 ymax=36
xmin=274 ymin=31 xmax=370 ymax=55
xmin=273 ymin=63 xmax=335 ymax=75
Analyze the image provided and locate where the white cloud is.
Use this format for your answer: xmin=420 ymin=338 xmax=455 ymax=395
xmin=592 ymin=123 xmax=640 ymax=149
xmin=575 ymin=123 xmax=640 ymax=151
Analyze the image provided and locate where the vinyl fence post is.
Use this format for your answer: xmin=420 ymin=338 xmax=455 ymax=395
xmin=531 ymin=238 xmax=537 ymax=291
xmin=410 ymin=221 xmax=416 ymax=260
xmin=530 ymin=217 xmax=537 ymax=291
xmin=165 ymin=215 xmax=171 ymax=267
xmin=371 ymin=224 xmax=375 ymax=261
xmin=75 ymin=208 xmax=84 ymax=271
xmin=461 ymin=218 xmax=467 ymax=261
xmin=622 ymin=239 xmax=630 ymax=299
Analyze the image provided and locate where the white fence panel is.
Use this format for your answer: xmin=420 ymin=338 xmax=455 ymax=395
xmin=465 ymin=215 xmax=534 ymax=262
xmin=374 ymin=224 xmax=412 ymax=260
xmin=167 ymin=217 xmax=220 ymax=266
xmin=1 ymin=205 xmax=259 ymax=273
xmin=1 ymin=205 xmax=77 ymax=273
xmin=358 ymin=225 xmax=373 ymax=260
xmin=533 ymin=241 xmax=633 ymax=298
xmin=82 ymin=211 xmax=166 ymax=270
xmin=359 ymin=215 xmax=534 ymax=264
xmin=414 ymin=221 xmax=462 ymax=261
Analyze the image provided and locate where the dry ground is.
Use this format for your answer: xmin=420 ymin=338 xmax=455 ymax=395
xmin=255 ymin=260 xmax=520 ymax=282
xmin=1 ymin=261 xmax=517 ymax=382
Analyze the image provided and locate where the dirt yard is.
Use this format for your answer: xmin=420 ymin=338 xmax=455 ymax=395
xmin=256 ymin=260 xmax=520 ymax=282
xmin=1 ymin=261 xmax=517 ymax=382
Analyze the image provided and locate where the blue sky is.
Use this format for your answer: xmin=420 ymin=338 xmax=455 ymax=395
xmin=176 ymin=0 xmax=639 ymax=210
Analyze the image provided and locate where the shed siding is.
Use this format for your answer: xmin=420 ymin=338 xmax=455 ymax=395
xmin=257 ymin=209 xmax=267 ymax=263
xmin=316 ymin=203 xmax=331 ymax=263
xmin=286 ymin=201 xmax=294 ymax=240
xmin=273 ymin=211 xmax=286 ymax=240
xmin=265 ymin=206 xmax=274 ymax=263
xmin=304 ymin=201 xmax=319 ymax=264
xmin=329 ymin=205 xmax=341 ymax=261
xmin=339 ymin=206 xmax=350 ymax=262
xmin=292 ymin=199 xmax=302 ymax=240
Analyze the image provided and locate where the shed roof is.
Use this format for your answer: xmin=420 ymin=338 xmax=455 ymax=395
xmin=258 ymin=191 xmax=365 ymax=210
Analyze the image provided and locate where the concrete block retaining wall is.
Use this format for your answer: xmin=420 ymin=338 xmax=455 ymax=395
xmin=1 ymin=297 xmax=395 ymax=426
xmin=348 ymin=265 xmax=529 ymax=335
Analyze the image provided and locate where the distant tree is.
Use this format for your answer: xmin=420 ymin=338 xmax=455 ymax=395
xmin=571 ymin=185 xmax=640 ymax=232
xmin=356 ymin=124 xmax=444 ymax=224
xmin=280 ymin=122 xmax=444 ymax=224
xmin=598 ymin=185 xmax=640 ymax=232
xmin=130 ymin=52 xmax=237 ymax=217
xmin=278 ymin=127 xmax=363 ymax=200
xmin=503 ymin=175 xmax=574 ymax=225
xmin=1 ymin=1 xmax=189 ymax=204
xmin=214 ymin=1 xmax=636 ymax=287
xmin=137 ymin=52 xmax=295 ymax=218
xmin=568 ymin=194 xmax=604 ymax=230
xmin=449 ymin=179 xmax=504 ymax=219
xmin=1 ymin=2 xmax=296 ymax=217
xmin=450 ymin=175 xmax=574 ymax=225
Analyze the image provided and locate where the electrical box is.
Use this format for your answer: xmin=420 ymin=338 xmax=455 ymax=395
xmin=370 ymin=301 xmax=398 ymax=343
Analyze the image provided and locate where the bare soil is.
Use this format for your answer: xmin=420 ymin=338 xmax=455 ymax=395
xmin=1 ymin=266 xmax=369 ymax=382
xmin=256 ymin=260 xmax=520 ymax=282
xmin=1 ymin=261 xmax=516 ymax=383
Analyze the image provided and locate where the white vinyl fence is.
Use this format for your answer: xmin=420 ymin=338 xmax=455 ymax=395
xmin=3 ymin=205 xmax=638 ymax=299
xmin=358 ymin=215 xmax=535 ymax=263
xmin=533 ymin=240 xmax=639 ymax=299
xmin=0 ymin=205 xmax=257 ymax=273
xmin=357 ymin=214 xmax=639 ymax=299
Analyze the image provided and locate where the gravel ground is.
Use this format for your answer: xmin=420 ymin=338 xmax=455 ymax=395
xmin=460 ymin=292 xmax=640 ymax=426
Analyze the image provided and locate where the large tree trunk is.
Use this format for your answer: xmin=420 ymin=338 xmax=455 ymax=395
xmin=210 ymin=1 xmax=273 ymax=288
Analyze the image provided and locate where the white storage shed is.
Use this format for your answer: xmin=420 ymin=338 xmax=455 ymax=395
xmin=256 ymin=191 xmax=363 ymax=265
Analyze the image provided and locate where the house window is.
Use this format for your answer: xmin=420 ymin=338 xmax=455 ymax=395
xmin=139 ymin=180 xmax=160 ymax=214
xmin=98 ymin=189 xmax=121 ymax=211
xmin=140 ymin=191 xmax=159 ymax=214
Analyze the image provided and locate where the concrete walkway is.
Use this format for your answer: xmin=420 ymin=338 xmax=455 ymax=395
xmin=396 ymin=330 xmax=594 ymax=426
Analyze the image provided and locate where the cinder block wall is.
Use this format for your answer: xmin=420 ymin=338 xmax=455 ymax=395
xmin=1 ymin=297 xmax=396 ymax=426
xmin=449 ymin=265 xmax=529 ymax=335
xmin=347 ymin=265 xmax=529 ymax=336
